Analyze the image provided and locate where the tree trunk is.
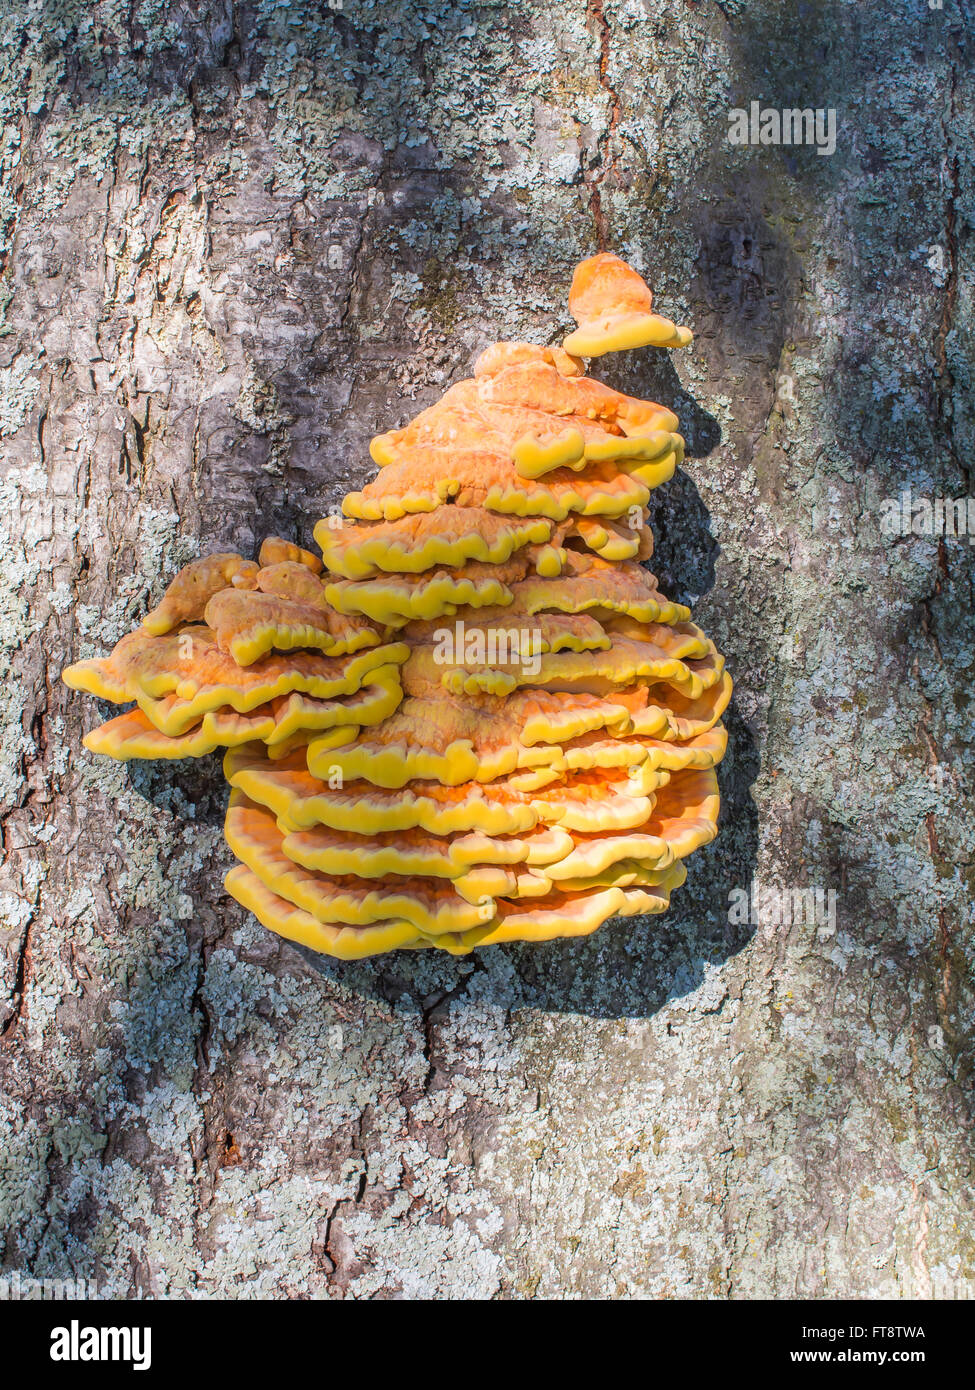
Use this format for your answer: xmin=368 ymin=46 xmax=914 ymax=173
xmin=1 ymin=1 xmax=972 ymax=1297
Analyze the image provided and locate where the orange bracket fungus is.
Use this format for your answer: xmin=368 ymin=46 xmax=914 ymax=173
xmin=63 ymin=254 xmax=730 ymax=959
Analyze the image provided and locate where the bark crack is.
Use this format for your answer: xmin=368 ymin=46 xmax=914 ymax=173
xmin=584 ymin=0 xmax=622 ymax=252
xmin=419 ymin=959 xmax=484 ymax=1093
xmin=0 ymin=911 xmax=34 ymax=1042
xmin=934 ymin=28 xmax=972 ymax=514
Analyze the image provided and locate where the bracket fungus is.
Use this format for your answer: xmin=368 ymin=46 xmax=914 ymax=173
xmin=63 ymin=255 xmax=730 ymax=959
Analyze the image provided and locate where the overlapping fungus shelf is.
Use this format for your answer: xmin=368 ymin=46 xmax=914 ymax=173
xmin=63 ymin=253 xmax=730 ymax=958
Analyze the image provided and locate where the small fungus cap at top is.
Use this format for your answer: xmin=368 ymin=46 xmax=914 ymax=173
xmin=562 ymin=253 xmax=693 ymax=357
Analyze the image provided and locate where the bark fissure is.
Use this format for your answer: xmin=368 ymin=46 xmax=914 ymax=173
xmin=584 ymin=0 xmax=622 ymax=251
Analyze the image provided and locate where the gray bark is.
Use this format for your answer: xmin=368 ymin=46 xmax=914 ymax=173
xmin=0 ymin=0 xmax=972 ymax=1297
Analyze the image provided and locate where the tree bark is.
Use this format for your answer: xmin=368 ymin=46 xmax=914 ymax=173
xmin=0 ymin=1 xmax=972 ymax=1297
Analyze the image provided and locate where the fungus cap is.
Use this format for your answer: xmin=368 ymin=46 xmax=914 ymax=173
xmin=563 ymin=253 xmax=693 ymax=356
xmin=142 ymin=554 xmax=260 ymax=635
